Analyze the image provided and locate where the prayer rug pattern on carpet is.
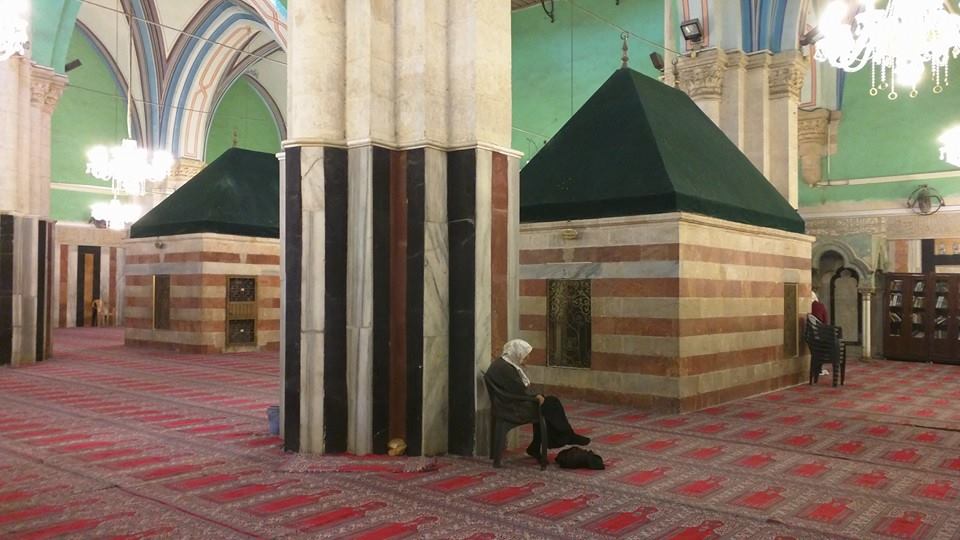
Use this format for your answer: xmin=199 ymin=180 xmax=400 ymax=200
xmin=2 ymin=328 xmax=960 ymax=538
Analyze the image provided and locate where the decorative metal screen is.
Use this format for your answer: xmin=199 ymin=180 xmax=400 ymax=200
xmin=153 ymin=275 xmax=170 ymax=330
xmin=784 ymin=283 xmax=798 ymax=358
xmin=228 ymin=320 xmax=256 ymax=344
xmin=547 ymin=279 xmax=592 ymax=368
xmin=226 ymin=276 xmax=257 ymax=347
xmin=228 ymin=278 xmax=256 ymax=302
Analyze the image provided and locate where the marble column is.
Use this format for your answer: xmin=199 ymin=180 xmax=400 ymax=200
xmin=283 ymin=0 xmax=519 ymax=457
xmin=676 ymin=49 xmax=726 ymax=125
xmin=719 ymin=51 xmax=747 ymax=150
xmin=767 ymin=51 xmax=807 ymax=209
xmin=861 ymin=290 xmax=873 ymax=359
xmin=29 ymin=66 xmax=67 ymax=217
xmin=0 ymin=58 xmax=61 ymax=367
xmin=743 ymin=52 xmax=772 ymax=178
xmin=0 ymin=55 xmax=31 ymax=215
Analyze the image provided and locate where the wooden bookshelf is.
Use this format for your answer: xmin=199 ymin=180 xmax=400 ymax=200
xmin=884 ymin=273 xmax=960 ymax=364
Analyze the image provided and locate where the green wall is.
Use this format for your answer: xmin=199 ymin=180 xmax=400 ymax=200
xmin=800 ymin=58 xmax=960 ymax=207
xmin=31 ymin=0 xmax=81 ymax=71
xmin=512 ymin=1 xmax=664 ymax=166
xmin=204 ymin=78 xmax=281 ymax=163
xmin=50 ymin=30 xmax=128 ymax=222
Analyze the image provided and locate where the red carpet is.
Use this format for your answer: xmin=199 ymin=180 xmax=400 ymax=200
xmin=2 ymin=328 xmax=960 ymax=538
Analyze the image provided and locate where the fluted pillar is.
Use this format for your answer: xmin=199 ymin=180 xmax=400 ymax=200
xmin=283 ymin=0 xmax=519 ymax=457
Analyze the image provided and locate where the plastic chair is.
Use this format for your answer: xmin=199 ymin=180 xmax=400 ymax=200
xmin=804 ymin=315 xmax=846 ymax=387
xmin=482 ymin=370 xmax=548 ymax=470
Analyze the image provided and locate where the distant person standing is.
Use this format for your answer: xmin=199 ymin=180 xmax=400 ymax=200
xmin=811 ymin=291 xmax=830 ymax=376
xmin=811 ymin=291 xmax=829 ymax=324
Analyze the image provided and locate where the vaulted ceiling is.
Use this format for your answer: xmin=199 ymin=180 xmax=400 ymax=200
xmin=73 ymin=0 xmax=287 ymax=160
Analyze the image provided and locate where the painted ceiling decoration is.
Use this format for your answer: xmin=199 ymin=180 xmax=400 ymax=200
xmin=64 ymin=0 xmax=287 ymax=161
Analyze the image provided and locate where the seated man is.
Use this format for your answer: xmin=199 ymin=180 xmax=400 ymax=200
xmin=486 ymin=339 xmax=590 ymax=459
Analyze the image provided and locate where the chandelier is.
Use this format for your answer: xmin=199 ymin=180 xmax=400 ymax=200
xmin=0 ymin=0 xmax=29 ymax=61
xmin=91 ymin=197 xmax=142 ymax=231
xmin=940 ymin=126 xmax=960 ymax=167
xmin=86 ymin=138 xmax=174 ymax=197
xmin=85 ymin=7 xmax=173 ymax=204
xmin=814 ymin=0 xmax=960 ymax=99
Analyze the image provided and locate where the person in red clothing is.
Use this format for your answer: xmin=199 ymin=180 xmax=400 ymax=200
xmin=811 ymin=291 xmax=829 ymax=324
xmin=811 ymin=291 xmax=830 ymax=376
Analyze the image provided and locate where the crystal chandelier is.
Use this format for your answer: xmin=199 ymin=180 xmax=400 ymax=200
xmin=0 ymin=0 xmax=30 ymax=61
xmin=91 ymin=197 xmax=142 ymax=231
xmin=815 ymin=0 xmax=960 ymax=99
xmin=940 ymin=126 xmax=960 ymax=167
xmin=86 ymin=138 xmax=174 ymax=197
xmin=85 ymin=8 xmax=173 ymax=203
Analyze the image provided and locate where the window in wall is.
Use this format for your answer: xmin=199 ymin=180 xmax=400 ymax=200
xmin=784 ymin=283 xmax=798 ymax=357
xmin=153 ymin=275 xmax=170 ymax=330
xmin=226 ymin=277 xmax=257 ymax=346
xmin=547 ymin=279 xmax=591 ymax=368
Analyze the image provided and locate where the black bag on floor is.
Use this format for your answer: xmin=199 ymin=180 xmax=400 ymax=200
xmin=556 ymin=447 xmax=604 ymax=470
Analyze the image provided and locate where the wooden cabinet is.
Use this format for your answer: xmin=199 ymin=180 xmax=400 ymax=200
xmin=884 ymin=273 xmax=960 ymax=364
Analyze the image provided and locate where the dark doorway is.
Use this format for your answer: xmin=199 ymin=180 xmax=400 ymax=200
xmin=76 ymin=246 xmax=101 ymax=327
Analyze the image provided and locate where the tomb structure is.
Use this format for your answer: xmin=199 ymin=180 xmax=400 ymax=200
xmin=519 ymin=68 xmax=814 ymax=412
xmin=123 ymin=148 xmax=281 ymax=354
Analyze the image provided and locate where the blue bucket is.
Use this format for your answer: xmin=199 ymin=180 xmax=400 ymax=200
xmin=266 ymin=405 xmax=280 ymax=436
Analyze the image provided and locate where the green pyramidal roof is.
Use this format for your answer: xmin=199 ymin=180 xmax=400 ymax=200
xmin=130 ymin=148 xmax=279 ymax=239
xmin=520 ymin=68 xmax=805 ymax=234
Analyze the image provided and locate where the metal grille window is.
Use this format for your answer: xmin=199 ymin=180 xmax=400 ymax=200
xmin=784 ymin=283 xmax=798 ymax=357
xmin=153 ymin=275 xmax=170 ymax=330
xmin=226 ymin=277 xmax=257 ymax=347
xmin=547 ymin=279 xmax=592 ymax=368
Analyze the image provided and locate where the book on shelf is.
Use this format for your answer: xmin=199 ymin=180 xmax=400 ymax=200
xmin=891 ymin=281 xmax=902 ymax=292
xmin=889 ymin=293 xmax=902 ymax=307
xmin=912 ymin=313 xmax=923 ymax=324
xmin=935 ymin=330 xmax=947 ymax=339
xmin=890 ymin=312 xmax=902 ymax=323
xmin=935 ymin=315 xmax=948 ymax=327
xmin=914 ymin=281 xmax=925 ymax=293
xmin=936 ymin=282 xmax=949 ymax=294
xmin=913 ymin=296 xmax=926 ymax=308
xmin=913 ymin=330 xmax=926 ymax=338
xmin=936 ymin=296 xmax=948 ymax=309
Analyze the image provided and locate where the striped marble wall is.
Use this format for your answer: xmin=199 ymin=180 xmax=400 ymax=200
xmin=519 ymin=213 xmax=813 ymax=413
xmin=50 ymin=225 xmax=126 ymax=330
xmin=123 ymin=234 xmax=281 ymax=354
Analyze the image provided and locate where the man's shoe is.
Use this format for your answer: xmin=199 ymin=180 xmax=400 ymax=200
xmin=569 ymin=434 xmax=591 ymax=446
xmin=526 ymin=445 xmax=540 ymax=459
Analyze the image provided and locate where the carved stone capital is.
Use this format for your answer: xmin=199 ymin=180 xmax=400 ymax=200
xmin=169 ymin=157 xmax=205 ymax=184
xmin=676 ymin=49 xmax=727 ymax=101
xmin=798 ymin=109 xmax=841 ymax=186
xmin=29 ymin=64 xmax=67 ymax=114
xmin=769 ymin=51 xmax=807 ymax=100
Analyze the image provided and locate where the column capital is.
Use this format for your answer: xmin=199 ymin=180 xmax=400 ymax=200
xmin=768 ymin=51 xmax=808 ymax=100
xmin=29 ymin=64 xmax=67 ymax=114
xmin=676 ymin=48 xmax=727 ymax=101
xmin=798 ymin=109 xmax=841 ymax=186
xmin=745 ymin=51 xmax=773 ymax=70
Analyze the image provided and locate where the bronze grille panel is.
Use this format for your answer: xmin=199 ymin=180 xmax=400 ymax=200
xmin=226 ymin=276 xmax=257 ymax=347
xmin=228 ymin=319 xmax=256 ymax=345
xmin=547 ymin=279 xmax=592 ymax=368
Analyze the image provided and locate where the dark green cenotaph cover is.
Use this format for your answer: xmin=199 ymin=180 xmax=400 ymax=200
xmin=130 ymin=148 xmax=280 ymax=239
xmin=520 ymin=68 xmax=805 ymax=234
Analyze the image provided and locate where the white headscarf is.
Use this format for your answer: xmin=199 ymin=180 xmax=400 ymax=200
xmin=501 ymin=339 xmax=533 ymax=387
xmin=812 ymin=291 xmax=820 ymax=303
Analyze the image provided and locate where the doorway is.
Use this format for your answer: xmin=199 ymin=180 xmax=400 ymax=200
xmin=75 ymin=246 xmax=101 ymax=327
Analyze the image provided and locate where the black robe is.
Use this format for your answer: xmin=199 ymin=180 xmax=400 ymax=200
xmin=485 ymin=356 xmax=539 ymax=425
